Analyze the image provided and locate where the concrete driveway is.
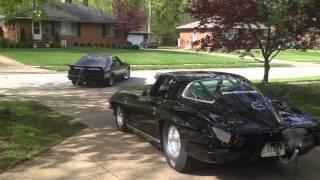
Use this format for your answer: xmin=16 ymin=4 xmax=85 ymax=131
xmin=1 ymin=55 xmax=320 ymax=180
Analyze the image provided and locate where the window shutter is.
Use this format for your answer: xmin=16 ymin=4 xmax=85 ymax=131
xmin=102 ymin=24 xmax=106 ymax=37
xmin=51 ymin=22 xmax=56 ymax=36
xmin=77 ymin=23 xmax=81 ymax=37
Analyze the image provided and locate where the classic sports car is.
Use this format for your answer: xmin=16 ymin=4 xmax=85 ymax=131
xmin=109 ymin=71 xmax=320 ymax=172
xmin=68 ymin=55 xmax=130 ymax=86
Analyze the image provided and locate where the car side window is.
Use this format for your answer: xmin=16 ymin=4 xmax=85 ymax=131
xmin=150 ymin=77 xmax=175 ymax=99
xmin=183 ymin=80 xmax=220 ymax=102
xmin=112 ymin=57 xmax=121 ymax=67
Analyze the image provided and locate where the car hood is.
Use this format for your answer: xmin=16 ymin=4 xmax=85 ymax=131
xmin=194 ymin=92 xmax=318 ymax=134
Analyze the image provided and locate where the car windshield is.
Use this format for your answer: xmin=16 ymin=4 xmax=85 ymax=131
xmin=76 ymin=56 xmax=110 ymax=67
xmin=182 ymin=78 xmax=256 ymax=102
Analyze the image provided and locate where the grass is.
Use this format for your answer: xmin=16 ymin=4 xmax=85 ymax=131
xmin=233 ymin=49 xmax=320 ymax=62
xmin=120 ymin=77 xmax=320 ymax=122
xmin=0 ymin=48 xmax=289 ymax=71
xmin=256 ymin=83 xmax=320 ymax=121
xmin=0 ymin=101 xmax=85 ymax=173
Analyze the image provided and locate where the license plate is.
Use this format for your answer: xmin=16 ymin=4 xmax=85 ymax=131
xmin=261 ymin=143 xmax=286 ymax=157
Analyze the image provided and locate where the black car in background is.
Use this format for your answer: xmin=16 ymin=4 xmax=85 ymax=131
xmin=109 ymin=71 xmax=320 ymax=172
xmin=140 ymin=39 xmax=158 ymax=48
xmin=68 ymin=55 xmax=130 ymax=86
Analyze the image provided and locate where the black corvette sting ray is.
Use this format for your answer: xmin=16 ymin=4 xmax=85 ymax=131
xmin=109 ymin=71 xmax=320 ymax=172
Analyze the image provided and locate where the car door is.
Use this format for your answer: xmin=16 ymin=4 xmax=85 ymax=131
xmin=112 ymin=56 xmax=127 ymax=76
xmin=131 ymin=76 xmax=175 ymax=137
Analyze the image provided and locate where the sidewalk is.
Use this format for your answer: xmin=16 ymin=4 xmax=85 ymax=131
xmin=153 ymin=48 xmax=320 ymax=68
xmin=0 ymin=55 xmax=52 ymax=74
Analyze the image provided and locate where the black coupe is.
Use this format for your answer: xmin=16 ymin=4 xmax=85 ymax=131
xmin=68 ymin=55 xmax=130 ymax=86
xmin=109 ymin=71 xmax=320 ymax=172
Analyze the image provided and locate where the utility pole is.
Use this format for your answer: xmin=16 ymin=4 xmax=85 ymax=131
xmin=147 ymin=0 xmax=152 ymax=39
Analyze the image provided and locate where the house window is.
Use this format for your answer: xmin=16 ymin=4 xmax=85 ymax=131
xmin=105 ymin=24 xmax=116 ymax=37
xmin=59 ymin=22 xmax=78 ymax=36
xmin=262 ymin=29 xmax=269 ymax=37
xmin=222 ymin=29 xmax=239 ymax=40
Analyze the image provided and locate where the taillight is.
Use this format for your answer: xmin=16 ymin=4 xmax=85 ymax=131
xmin=232 ymin=137 xmax=244 ymax=147
xmin=220 ymin=137 xmax=244 ymax=148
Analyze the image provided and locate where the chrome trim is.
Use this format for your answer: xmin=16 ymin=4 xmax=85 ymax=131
xmin=181 ymin=81 xmax=216 ymax=104
xmin=126 ymin=124 xmax=160 ymax=143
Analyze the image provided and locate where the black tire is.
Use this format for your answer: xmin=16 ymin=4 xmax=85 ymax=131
xmin=122 ymin=69 xmax=130 ymax=80
xmin=107 ymin=75 xmax=115 ymax=87
xmin=71 ymin=80 xmax=77 ymax=85
xmin=162 ymin=122 xmax=198 ymax=172
xmin=115 ymin=106 xmax=128 ymax=132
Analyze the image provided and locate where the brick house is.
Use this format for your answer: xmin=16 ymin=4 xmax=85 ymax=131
xmin=0 ymin=1 xmax=126 ymax=47
xmin=177 ymin=21 xmax=268 ymax=49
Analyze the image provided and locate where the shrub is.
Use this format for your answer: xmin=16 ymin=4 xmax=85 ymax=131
xmin=50 ymin=42 xmax=60 ymax=48
xmin=19 ymin=42 xmax=33 ymax=48
xmin=131 ymin=45 xmax=140 ymax=49
xmin=73 ymin=42 xmax=79 ymax=47
xmin=100 ymin=43 xmax=104 ymax=48
xmin=111 ymin=43 xmax=116 ymax=48
xmin=87 ymin=43 xmax=92 ymax=47
xmin=0 ymin=38 xmax=10 ymax=48
xmin=80 ymin=43 xmax=85 ymax=47
xmin=54 ymin=34 xmax=60 ymax=43
xmin=9 ymin=42 xmax=18 ymax=48
xmin=126 ymin=41 xmax=133 ymax=46
xmin=106 ymin=44 xmax=110 ymax=48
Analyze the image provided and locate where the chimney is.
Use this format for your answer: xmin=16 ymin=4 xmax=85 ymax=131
xmin=83 ymin=0 xmax=88 ymax=7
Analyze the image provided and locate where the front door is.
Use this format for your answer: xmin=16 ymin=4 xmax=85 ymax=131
xmin=32 ymin=21 xmax=42 ymax=40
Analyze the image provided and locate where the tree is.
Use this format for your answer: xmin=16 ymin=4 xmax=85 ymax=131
xmin=187 ymin=0 xmax=320 ymax=83
xmin=153 ymin=0 xmax=193 ymax=44
xmin=0 ymin=0 xmax=57 ymax=19
xmin=112 ymin=0 xmax=148 ymax=37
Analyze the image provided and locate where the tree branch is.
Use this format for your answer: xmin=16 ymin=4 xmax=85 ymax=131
xmin=269 ymin=49 xmax=282 ymax=62
xmin=241 ymin=51 xmax=264 ymax=63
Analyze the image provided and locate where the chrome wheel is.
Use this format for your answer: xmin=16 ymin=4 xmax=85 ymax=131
xmin=116 ymin=107 xmax=124 ymax=127
xmin=167 ymin=126 xmax=181 ymax=158
xmin=108 ymin=76 xmax=114 ymax=86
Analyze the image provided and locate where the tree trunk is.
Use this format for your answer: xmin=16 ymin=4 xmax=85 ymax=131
xmin=263 ymin=59 xmax=271 ymax=84
xmin=83 ymin=0 xmax=88 ymax=7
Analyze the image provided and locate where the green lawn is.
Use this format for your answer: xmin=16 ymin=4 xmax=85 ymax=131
xmin=0 ymin=101 xmax=85 ymax=173
xmin=233 ymin=49 xmax=320 ymax=62
xmin=256 ymin=82 xmax=320 ymax=121
xmin=0 ymin=48 xmax=288 ymax=71
xmin=120 ymin=77 xmax=320 ymax=122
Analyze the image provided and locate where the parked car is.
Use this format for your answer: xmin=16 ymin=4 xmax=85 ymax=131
xmin=68 ymin=55 xmax=130 ymax=86
xmin=140 ymin=39 xmax=158 ymax=48
xmin=109 ymin=71 xmax=320 ymax=172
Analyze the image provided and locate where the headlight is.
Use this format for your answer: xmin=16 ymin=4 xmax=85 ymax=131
xmin=212 ymin=127 xmax=231 ymax=143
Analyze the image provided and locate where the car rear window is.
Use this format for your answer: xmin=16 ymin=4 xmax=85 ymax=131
xmin=182 ymin=78 xmax=256 ymax=102
xmin=76 ymin=56 xmax=110 ymax=67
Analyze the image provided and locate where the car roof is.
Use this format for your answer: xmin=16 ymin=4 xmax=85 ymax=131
xmin=84 ymin=55 xmax=114 ymax=59
xmin=156 ymin=71 xmax=248 ymax=82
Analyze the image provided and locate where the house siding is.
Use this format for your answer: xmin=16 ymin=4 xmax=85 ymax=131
xmin=179 ymin=29 xmax=219 ymax=49
xmin=3 ymin=20 xmax=126 ymax=46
